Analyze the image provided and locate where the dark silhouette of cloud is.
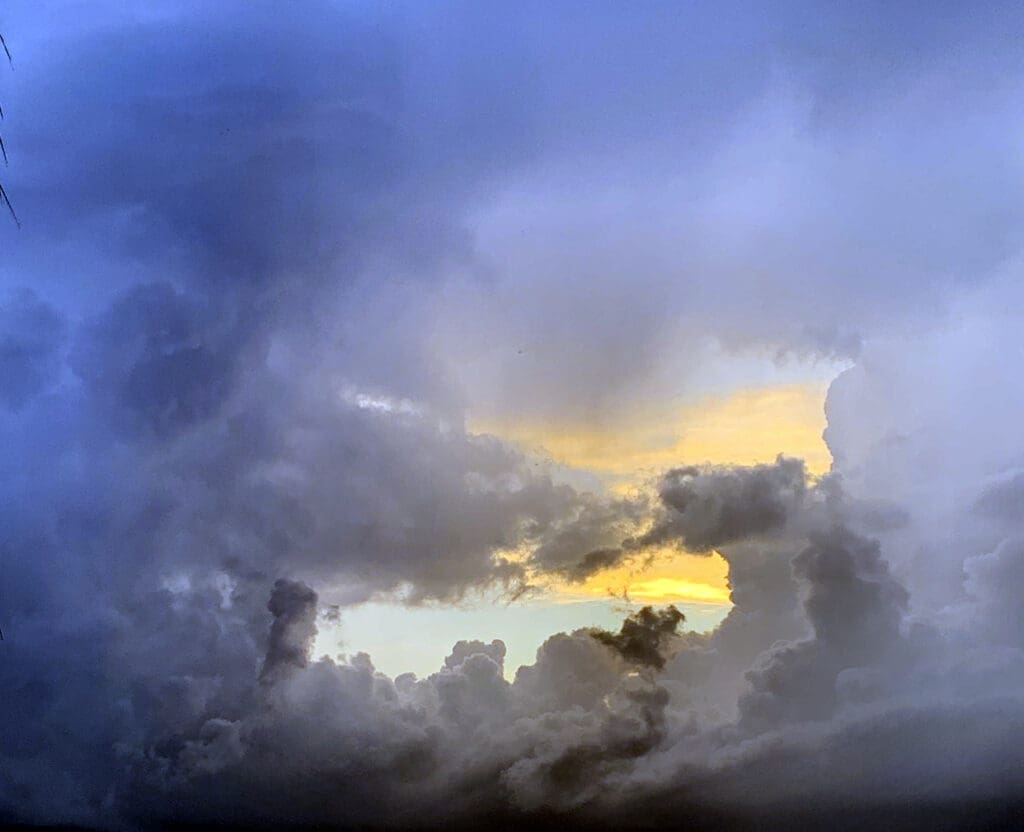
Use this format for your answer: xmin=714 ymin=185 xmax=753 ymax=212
xmin=591 ymin=605 xmax=686 ymax=672
xmin=641 ymin=457 xmax=807 ymax=551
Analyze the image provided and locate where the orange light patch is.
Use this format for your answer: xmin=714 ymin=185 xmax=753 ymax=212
xmin=472 ymin=382 xmax=832 ymax=486
xmin=547 ymin=547 xmax=732 ymax=606
xmin=474 ymin=383 xmax=829 ymax=607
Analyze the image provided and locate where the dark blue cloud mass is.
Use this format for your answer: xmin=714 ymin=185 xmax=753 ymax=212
xmin=3 ymin=2 xmax=1024 ymax=830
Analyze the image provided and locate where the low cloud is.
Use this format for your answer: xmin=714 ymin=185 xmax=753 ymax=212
xmin=640 ymin=457 xmax=807 ymax=552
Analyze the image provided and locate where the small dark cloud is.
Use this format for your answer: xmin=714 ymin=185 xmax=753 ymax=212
xmin=529 ymin=495 xmax=649 ymax=580
xmin=591 ymin=605 xmax=685 ymax=671
xmin=564 ymin=547 xmax=625 ymax=582
xmin=642 ymin=457 xmax=807 ymax=551
xmin=261 ymin=579 xmax=319 ymax=681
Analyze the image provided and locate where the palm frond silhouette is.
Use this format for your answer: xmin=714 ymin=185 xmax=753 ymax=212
xmin=0 ymin=31 xmax=18 ymax=227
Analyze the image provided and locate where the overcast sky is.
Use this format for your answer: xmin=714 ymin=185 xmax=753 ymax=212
xmin=4 ymin=2 xmax=1024 ymax=830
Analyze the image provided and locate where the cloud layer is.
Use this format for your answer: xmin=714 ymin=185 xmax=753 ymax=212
xmin=4 ymin=2 xmax=1024 ymax=830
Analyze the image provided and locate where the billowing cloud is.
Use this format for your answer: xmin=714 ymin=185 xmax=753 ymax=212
xmin=261 ymin=578 xmax=319 ymax=680
xmin=4 ymin=1 xmax=1024 ymax=830
xmin=640 ymin=457 xmax=807 ymax=551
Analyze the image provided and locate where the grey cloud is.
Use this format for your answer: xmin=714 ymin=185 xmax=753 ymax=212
xmin=426 ymin=0 xmax=1024 ymax=426
xmin=503 ymin=682 xmax=673 ymax=813
xmin=563 ymin=548 xmax=625 ymax=582
xmin=261 ymin=578 xmax=319 ymax=681
xmin=642 ymin=457 xmax=807 ymax=551
xmin=795 ymin=528 xmax=908 ymax=660
xmin=591 ymin=605 xmax=686 ymax=672
xmin=101 ymin=581 xmax=673 ymax=829
xmin=739 ymin=526 xmax=909 ymax=730
xmin=962 ymin=537 xmax=1024 ymax=646
xmin=661 ymin=539 xmax=807 ymax=718
xmin=514 ymin=630 xmax=623 ymax=712
xmin=444 ymin=638 xmax=506 ymax=671
xmin=974 ymin=472 xmax=1024 ymax=524
xmin=529 ymin=494 xmax=649 ymax=581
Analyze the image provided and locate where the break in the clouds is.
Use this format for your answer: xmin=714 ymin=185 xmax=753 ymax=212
xmin=4 ymin=2 xmax=1024 ymax=830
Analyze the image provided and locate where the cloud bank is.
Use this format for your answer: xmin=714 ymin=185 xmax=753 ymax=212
xmin=4 ymin=2 xmax=1024 ymax=830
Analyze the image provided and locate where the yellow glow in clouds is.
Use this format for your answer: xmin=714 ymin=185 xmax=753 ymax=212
xmin=574 ymin=555 xmax=732 ymax=604
xmin=474 ymin=383 xmax=832 ymax=607
xmin=475 ymin=383 xmax=832 ymax=485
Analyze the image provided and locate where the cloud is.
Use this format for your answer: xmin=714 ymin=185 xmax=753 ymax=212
xmin=590 ymin=605 xmax=686 ymax=672
xmin=0 ymin=288 xmax=66 ymax=410
xmin=4 ymin=1 xmax=1024 ymax=830
xmin=529 ymin=494 xmax=649 ymax=581
xmin=962 ymin=537 xmax=1024 ymax=646
xmin=70 ymin=282 xmax=237 ymax=436
xmin=261 ymin=578 xmax=319 ymax=680
xmin=738 ymin=525 xmax=909 ymax=730
xmin=640 ymin=457 xmax=807 ymax=551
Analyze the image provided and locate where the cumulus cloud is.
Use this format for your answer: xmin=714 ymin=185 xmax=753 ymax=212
xmin=261 ymin=579 xmax=319 ymax=680
xmin=738 ymin=526 xmax=909 ymax=730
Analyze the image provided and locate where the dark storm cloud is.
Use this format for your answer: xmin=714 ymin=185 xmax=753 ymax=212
xmin=563 ymin=547 xmax=625 ymax=582
xmin=0 ymin=0 xmax=631 ymax=608
xmin=4 ymin=1 xmax=1024 ymax=830
xmin=14 ymin=3 xmax=406 ymax=267
xmin=0 ymin=3 xmax=637 ymax=824
xmin=86 ymin=456 xmax=1024 ymax=832
xmin=71 ymin=282 xmax=237 ymax=436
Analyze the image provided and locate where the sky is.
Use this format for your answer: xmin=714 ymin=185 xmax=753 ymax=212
xmin=4 ymin=1 xmax=1024 ymax=830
